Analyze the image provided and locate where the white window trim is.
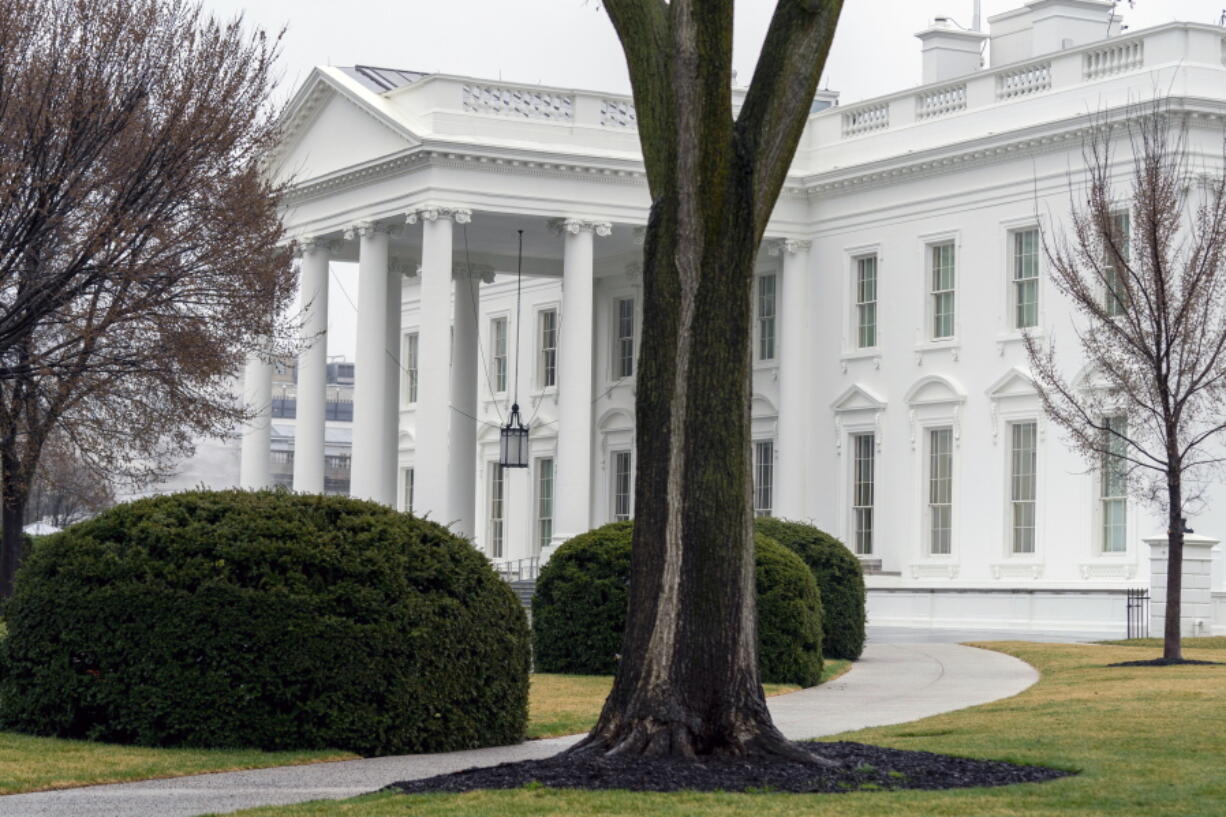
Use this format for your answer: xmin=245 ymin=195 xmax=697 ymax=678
xmin=926 ymin=239 xmax=957 ymax=342
xmin=400 ymin=328 xmax=420 ymax=407
xmin=1094 ymin=416 xmax=1131 ymax=557
xmin=606 ymin=291 xmax=639 ymax=384
xmin=847 ymin=428 xmax=877 ymax=556
xmin=487 ymin=460 xmax=506 ymax=559
xmin=753 ymin=271 xmax=779 ymax=367
xmin=998 ymin=415 xmax=1044 ymax=560
xmin=610 ymin=448 xmax=634 ymax=522
xmin=924 ymin=425 xmax=955 ymax=557
xmin=488 ymin=312 xmax=510 ymax=396
xmin=753 ymin=437 xmax=776 ymax=518
xmin=535 ymin=303 xmax=560 ymax=392
xmin=535 ymin=456 xmax=555 ymax=556
xmin=840 ymin=243 xmax=884 ymax=364
xmin=1007 ymin=224 xmax=1042 ymax=332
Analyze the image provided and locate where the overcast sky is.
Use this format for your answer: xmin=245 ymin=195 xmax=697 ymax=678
xmin=197 ymin=0 xmax=1218 ymax=360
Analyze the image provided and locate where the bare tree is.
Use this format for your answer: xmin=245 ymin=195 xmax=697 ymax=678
xmin=0 ymin=0 xmax=297 ymax=594
xmin=1026 ymin=105 xmax=1226 ymax=662
xmin=567 ymin=0 xmax=843 ymax=761
xmin=26 ymin=435 xmax=116 ymax=529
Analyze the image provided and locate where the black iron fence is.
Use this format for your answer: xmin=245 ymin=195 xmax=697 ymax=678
xmin=1126 ymin=588 xmax=1149 ymax=639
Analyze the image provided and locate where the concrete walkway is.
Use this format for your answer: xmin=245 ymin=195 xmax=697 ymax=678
xmin=0 ymin=643 xmax=1038 ymax=817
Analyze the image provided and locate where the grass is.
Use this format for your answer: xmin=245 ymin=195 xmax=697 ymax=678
xmin=0 ymin=661 xmax=851 ymax=794
xmin=217 ymin=641 xmax=1226 ymax=817
xmin=1098 ymin=636 xmax=1226 ymax=650
xmin=528 ymin=660 xmax=851 ymax=739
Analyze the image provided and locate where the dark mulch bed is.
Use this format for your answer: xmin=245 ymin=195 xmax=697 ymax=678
xmin=1109 ymin=658 xmax=1225 ymax=667
xmin=388 ymin=741 xmax=1071 ymax=795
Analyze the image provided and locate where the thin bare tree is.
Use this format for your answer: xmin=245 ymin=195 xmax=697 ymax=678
xmin=1026 ymin=105 xmax=1226 ymax=662
xmin=568 ymin=0 xmax=843 ymax=761
xmin=0 ymin=0 xmax=297 ymax=594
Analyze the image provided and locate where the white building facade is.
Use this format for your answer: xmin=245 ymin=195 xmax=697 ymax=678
xmin=246 ymin=0 xmax=1226 ymax=635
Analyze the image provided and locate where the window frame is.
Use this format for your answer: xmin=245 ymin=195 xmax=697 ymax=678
xmin=1008 ymin=420 xmax=1039 ymax=555
xmin=753 ymin=439 xmax=775 ymax=518
xmin=1103 ymin=210 xmax=1131 ymax=318
xmin=927 ymin=426 xmax=954 ymax=556
xmin=611 ymin=449 xmax=633 ymax=522
xmin=490 ymin=315 xmax=508 ymax=394
xmin=1010 ymin=227 xmax=1041 ymax=330
xmin=1100 ymin=415 xmax=1128 ymax=554
xmin=537 ymin=307 xmax=559 ymax=389
xmin=854 ymin=253 xmax=879 ymax=350
xmin=928 ymin=240 xmax=957 ymax=341
xmin=402 ymin=467 xmax=415 ymax=514
xmin=536 ymin=456 xmax=555 ymax=553
xmin=612 ymin=296 xmax=636 ymax=380
xmin=756 ymin=273 xmax=777 ymax=362
xmin=850 ymin=432 xmax=875 ymax=555
xmin=401 ymin=330 xmax=419 ymax=405
xmin=488 ymin=461 xmax=505 ymax=559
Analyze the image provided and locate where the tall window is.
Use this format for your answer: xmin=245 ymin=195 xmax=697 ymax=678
xmin=928 ymin=427 xmax=953 ymax=555
xmin=612 ymin=450 xmax=632 ymax=521
xmin=491 ymin=317 xmax=508 ymax=393
xmin=758 ymin=274 xmax=776 ymax=361
xmin=488 ymin=463 xmax=504 ymax=558
xmin=539 ymin=308 xmax=558 ymax=388
xmin=1010 ymin=421 xmax=1038 ymax=554
xmin=1013 ymin=228 xmax=1040 ymax=329
xmin=403 ymin=467 xmax=415 ymax=514
xmin=1104 ymin=212 xmax=1131 ymax=317
xmin=537 ymin=457 xmax=554 ymax=552
xmin=851 ymin=433 xmax=875 ymax=555
xmin=754 ymin=440 xmax=774 ymax=518
xmin=614 ymin=298 xmax=635 ymax=378
xmin=856 ymin=255 xmax=878 ymax=348
xmin=1102 ymin=416 xmax=1128 ymax=553
xmin=403 ymin=332 xmax=419 ymax=404
xmin=930 ymin=242 xmax=955 ymax=339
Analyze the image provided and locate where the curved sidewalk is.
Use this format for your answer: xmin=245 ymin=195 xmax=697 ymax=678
xmin=0 ymin=643 xmax=1038 ymax=817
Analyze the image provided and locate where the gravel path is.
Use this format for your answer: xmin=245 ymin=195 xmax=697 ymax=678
xmin=0 ymin=642 xmax=1038 ymax=817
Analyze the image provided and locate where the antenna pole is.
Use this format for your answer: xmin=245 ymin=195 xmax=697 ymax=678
xmin=973 ymin=0 xmax=982 ymax=31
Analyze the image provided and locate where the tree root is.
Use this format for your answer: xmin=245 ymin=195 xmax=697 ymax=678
xmin=566 ymin=719 xmax=840 ymax=768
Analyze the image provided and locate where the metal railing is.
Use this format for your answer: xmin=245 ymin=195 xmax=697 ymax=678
xmin=1126 ymin=587 xmax=1150 ymax=639
xmin=492 ymin=556 xmax=540 ymax=583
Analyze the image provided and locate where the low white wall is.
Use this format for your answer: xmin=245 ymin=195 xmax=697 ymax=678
xmin=1213 ymin=591 xmax=1226 ymax=636
xmin=867 ymin=587 xmax=1131 ymax=636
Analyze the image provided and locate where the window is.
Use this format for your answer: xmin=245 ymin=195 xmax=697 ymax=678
xmin=489 ymin=463 xmax=504 ymax=558
xmin=613 ymin=298 xmax=635 ymax=378
xmin=856 ymin=255 xmax=878 ymax=348
xmin=851 ymin=433 xmax=875 ymax=555
xmin=539 ymin=309 xmax=558 ymax=388
xmin=403 ymin=332 xmax=419 ymax=404
xmin=1104 ymin=212 xmax=1130 ymax=317
xmin=1010 ymin=421 xmax=1038 ymax=554
xmin=1013 ymin=228 xmax=1040 ymax=329
xmin=928 ymin=427 xmax=953 ymax=555
xmin=612 ymin=450 xmax=632 ymax=521
xmin=403 ymin=467 xmax=415 ymax=514
xmin=754 ymin=440 xmax=774 ymax=518
xmin=930 ymin=242 xmax=956 ymax=339
xmin=491 ymin=317 xmax=508 ymax=393
xmin=537 ymin=457 xmax=554 ymax=552
xmin=758 ymin=274 xmax=776 ymax=361
xmin=1102 ymin=416 xmax=1128 ymax=553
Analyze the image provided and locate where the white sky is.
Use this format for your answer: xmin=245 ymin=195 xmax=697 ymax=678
xmin=199 ymin=0 xmax=1219 ymax=360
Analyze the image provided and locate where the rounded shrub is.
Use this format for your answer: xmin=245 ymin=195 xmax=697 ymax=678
xmin=0 ymin=490 xmax=531 ymax=756
xmin=533 ymin=522 xmax=823 ymax=686
xmin=754 ymin=517 xmax=866 ymax=660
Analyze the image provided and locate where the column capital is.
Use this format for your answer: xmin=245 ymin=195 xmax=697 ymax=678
xmin=343 ymin=221 xmax=393 ymax=241
xmin=550 ymin=218 xmax=613 ymax=238
xmin=453 ymin=261 xmax=496 ymax=283
xmin=406 ymin=206 xmax=473 ymax=225
xmin=766 ymin=238 xmax=812 ymax=256
xmin=292 ymin=235 xmax=338 ymax=257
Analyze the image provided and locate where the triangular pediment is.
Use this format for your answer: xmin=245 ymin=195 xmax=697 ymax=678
xmin=905 ymin=374 xmax=965 ymax=406
xmin=831 ymin=384 xmax=887 ymax=413
xmin=273 ymin=71 xmax=419 ymax=184
xmin=986 ymin=367 xmax=1038 ymax=400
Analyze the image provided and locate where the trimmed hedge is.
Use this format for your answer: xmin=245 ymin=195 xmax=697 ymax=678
xmin=0 ymin=490 xmax=531 ymax=756
xmin=533 ymin=522 xmax=824 ymax=686
xmin=754 ymin=518 xmax=866 ymax=660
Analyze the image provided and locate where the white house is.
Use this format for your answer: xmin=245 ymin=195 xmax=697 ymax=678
xmin=243 ymin=0 xmax=1226 ymax=636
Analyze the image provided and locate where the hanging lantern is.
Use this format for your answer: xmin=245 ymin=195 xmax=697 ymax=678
xmin=500 ymin=403 xmax=530 ymax=468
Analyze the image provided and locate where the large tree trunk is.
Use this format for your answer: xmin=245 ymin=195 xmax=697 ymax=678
xmin=0 ymin=440 xmax=28 ymax=597
xmin=1163 ymin=474 xmax=1183 ymax=661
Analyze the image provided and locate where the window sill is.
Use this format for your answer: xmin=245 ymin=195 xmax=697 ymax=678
xmin=913 ymin=340 xmax=960 ymax=365
xmin=995 ymin=330 xmax=1044 ymax=355
xmin=840 ymin=350 xmax=881 ymax=373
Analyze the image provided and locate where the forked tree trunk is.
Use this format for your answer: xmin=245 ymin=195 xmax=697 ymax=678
xmin=570 ymin=0 xmax=843 ymax=762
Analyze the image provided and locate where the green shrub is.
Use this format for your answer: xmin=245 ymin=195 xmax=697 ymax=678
xmin=532 ymin=522 xmax=823 ymax=686
xmin=754 ymin=517 xmax=866 ymax=660
xmin=0 ymin=490 xmax=530 ymax=756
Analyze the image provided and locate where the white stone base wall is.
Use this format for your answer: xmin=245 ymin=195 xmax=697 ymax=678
xmin=867 ymin=588 xmax=1132 ymax=636
xmin=1211 ymin=591 xmax=1226 ymax=636
xmin=1147 ymin=534 xmax=1219 ymax=639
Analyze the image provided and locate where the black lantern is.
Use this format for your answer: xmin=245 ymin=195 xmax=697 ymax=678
xmin=500 ymin=403 xmax=529 ymax=468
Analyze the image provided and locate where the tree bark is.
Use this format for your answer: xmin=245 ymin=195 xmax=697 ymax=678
xmin=570 ymin=0 xmax=843 ymax=762
xmin=1163 ymin=473 xmax=1183 ymax=661
xmin=0 ymin=439 xmax=28 ymax=597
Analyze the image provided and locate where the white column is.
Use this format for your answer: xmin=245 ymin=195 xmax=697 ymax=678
xmin=448 ymin=266 xmax=482 ymax=539
xmin=239 ymin=347 xmax=273 ymax=489
xmin=776 ymin=239 xmax=811 ymax=520
xmin=383 ymin=262 xmax=403 ymax=507
xmin=551 ymin=219 xmax=611 ymax=548
xmin=408 ymin=207 xmax=471 ymax=525
xmin=292 ymin=239 xmax=330 ymax=494
xmin=349 ymin=223 xmax=390 ymax=503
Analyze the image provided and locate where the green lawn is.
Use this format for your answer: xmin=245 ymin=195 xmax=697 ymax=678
xmin=216 ymin=641 xmax=1226 ymax=817
xmin=0 ymin=661 xmax=850 ymax=794
xmin=1098 ymin=636 xmax=1226 ymax=650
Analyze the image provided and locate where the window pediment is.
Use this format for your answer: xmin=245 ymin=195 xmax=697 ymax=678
xmin=831 ymin=384 xmax=886 ymax=414
xmin=905 ymin=374 xmax=965 ymax=407
xmin=986 ymin=367 xmax=1038 ymax=401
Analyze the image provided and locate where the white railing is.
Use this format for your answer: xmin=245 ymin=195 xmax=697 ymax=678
xmin=461 ymin=83 xmax=574 ymax=121
xmin=842 ymin=102 xmax=889 ymax=137
xmin=916 ymin=82 xmax=968 ymax=119
xmin=996 ymin=61 xmax=1052 ymax=100
xmin=492 ymin=556 xmax=540 ymax=582
xmin=1083 ymin=39 xmax=1144 ymax=80
xmin=601 ymin=98 xmax=637 ymax=128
